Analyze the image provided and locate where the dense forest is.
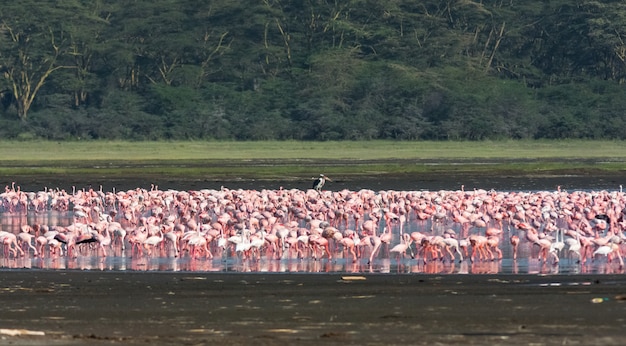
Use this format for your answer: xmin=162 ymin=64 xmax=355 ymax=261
xmin=1 ymin=0 xmax=626 ymax=140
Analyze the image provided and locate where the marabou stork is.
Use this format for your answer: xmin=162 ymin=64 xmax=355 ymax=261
xmin=312 ymin=174 xmax=332 ymax=191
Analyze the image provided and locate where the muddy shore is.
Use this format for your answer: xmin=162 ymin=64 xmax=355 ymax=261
xmin=5 ymin=169 xmax=626 ymax=193
xmin=1 ymin=271 xmax=626 ymax=345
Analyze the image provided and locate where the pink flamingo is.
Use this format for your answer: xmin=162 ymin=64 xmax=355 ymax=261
xmin=143 ymin=229 xmax=164 ymax=256
xmin=0 ymin=231 xmax=24 ymax=257
xmin=510 ymin=235 xmax=520 ymax=260
xmin=389 ymin=233 xmax=412 ymax=261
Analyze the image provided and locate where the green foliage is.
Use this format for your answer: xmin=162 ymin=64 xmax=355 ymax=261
xmin=1 ymin=0 xmax=626 ymax=140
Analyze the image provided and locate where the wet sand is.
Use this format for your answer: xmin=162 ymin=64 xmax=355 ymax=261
xmin=0 ymin=271 xmax=625 ymax=345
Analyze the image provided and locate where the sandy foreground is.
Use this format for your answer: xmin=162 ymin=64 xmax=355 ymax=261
xmin=0 ymin=271 xmax=624 ymax=345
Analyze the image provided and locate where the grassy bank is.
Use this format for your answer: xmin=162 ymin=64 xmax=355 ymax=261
xmin=1 ymin=140 xmax=625 ymax=179
xmin=2 ymin=140 xmax=626 ymax=160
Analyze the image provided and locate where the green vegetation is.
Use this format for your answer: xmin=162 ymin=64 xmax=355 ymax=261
xmin=1 ymin=1 xmax=626 ymax=141
xmin=3 ymin=140 xmax=626 ymax=160
xmin=0 ymin=140 xmax=624 ymax=179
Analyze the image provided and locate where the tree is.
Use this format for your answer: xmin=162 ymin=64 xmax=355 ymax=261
xmin=0 ymin=3 xmax=75 ymax=120
xmin=60 ymin=1 xmax=113 ymax=108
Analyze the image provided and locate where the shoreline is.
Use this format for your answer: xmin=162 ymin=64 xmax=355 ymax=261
xmin=0 ymin=271 xmax=625 ymax=345
xmin=3 ymin=170 xmax=626 ymax=193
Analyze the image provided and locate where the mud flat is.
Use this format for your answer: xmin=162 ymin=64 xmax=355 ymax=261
xmin=0 ymin=271 xmax=625 ymax=345
xmin=5 ymin=169 xmax=626 ymax=193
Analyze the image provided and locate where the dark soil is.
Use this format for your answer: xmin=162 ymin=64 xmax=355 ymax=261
xmin=0 ymin=156 xmax=624 ymax=193
xmin=0 ymin=271 xmax=625 ymax=345
xmin=4 ymin=169 xmax=626 ymax=193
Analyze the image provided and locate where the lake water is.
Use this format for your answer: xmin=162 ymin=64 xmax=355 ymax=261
xmin=1 ymin=174 xmax=625 ymax=274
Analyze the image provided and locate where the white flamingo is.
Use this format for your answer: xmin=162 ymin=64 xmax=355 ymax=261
xmin=143 ymin=229 xmax=164 ymax=256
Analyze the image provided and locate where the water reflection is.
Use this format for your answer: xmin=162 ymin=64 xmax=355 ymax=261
xmin=2 ymin=188 xmax=626 ymax=275
xmin=1 ymin=252 xmax=624 ymax=275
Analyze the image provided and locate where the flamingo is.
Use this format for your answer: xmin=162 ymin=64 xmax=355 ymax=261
xmin=565 ymin=234 xmax=582 ymax=262
xmin=0 ymin=231 xmax=24 ymax=258
xmin=1 ymin=180 xmax=626 ymax=277
xmin=143 ymin=229 xmax=164 ymax=256
xmin=510 ymin=235 xmax=520 ymax=260
xmin=36 ymin=235 xmax=48 ymax=258
xmin=389 ymin=233 xmax=412 ymax=261
xmin=309 ymin=233 xmax=332 ymax=260
xmin=109 ymin=223 xmax=127 ymax=250
xmin=248 ymin=231 xmax=266 ymax=260
xmin=17 ymin=228 xmax=38 ymax=257
xmin=235 ymin=229 xmax=253 ymax=258
xmin=187 ymin=233 xmax=212 ymax=259
xmin=163 ymin=230 xmax=180 ymax=257
xmin=442 ymin=235 xmax=463 ymax=262
xmin=335 ymin=230 xmax=358 ymax=262
xmin=548 ymin=228 xmax=565 ymax=264
xmin=593 ymin=245 xmax=613 ymax=260
xmin=96 ymin=228 xmax=112 ymax=257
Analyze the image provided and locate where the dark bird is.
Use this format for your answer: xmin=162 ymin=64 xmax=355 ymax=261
xmin=312 ymin=174 xmax=332 ymax=191
xmin=595 ymin=214 xmax=611 ymax=224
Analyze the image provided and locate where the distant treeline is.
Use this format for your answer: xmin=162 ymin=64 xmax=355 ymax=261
xmin=1 ymin=1 xmax=626 ymax=140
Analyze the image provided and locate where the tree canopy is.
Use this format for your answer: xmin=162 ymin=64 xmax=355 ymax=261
xmin=1 ymin=0 xmax=626 ymax=140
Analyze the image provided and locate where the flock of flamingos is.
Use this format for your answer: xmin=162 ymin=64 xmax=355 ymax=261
xmin=0 ymin=180 xmax=625 ymax=273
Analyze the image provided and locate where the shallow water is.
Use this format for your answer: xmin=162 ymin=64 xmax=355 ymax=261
xmin=1 ymin=207 xmax=624 ymax=275
xmin=2 ymin=253 xmax=623 ymax=274
xmin=2 ymin=174 xmax=626 ymax=275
